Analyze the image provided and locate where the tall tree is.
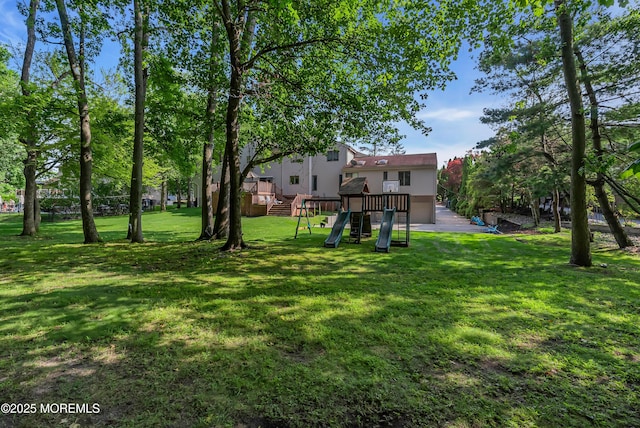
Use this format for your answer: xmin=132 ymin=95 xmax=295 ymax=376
xmin=144 ymin=55 xmax=203 ymax=212
xmin=217 ymin=0 xmax=255 ymax=250
xmin=486 ymin=2 xmax=638 ymax=251
xmin=475 ymin=40 xmax=570 ymax=233
xmin=127 ymin=0 xmax=150 ymax=243
xmin=55 ymin=0 xmax=102 ymax=243
xmin=211 ymin=0 xmax=502 ymax=251
xmin=439 ymin=157 xmax=465 ymax=201
xmin=200 ymin=77 xmax=220 ymax=239
xmin=575 ymin=46 xmax=633 ymax=248
xmin=551 ymin=0 xmax=591 ymax=265
xmin=19 ymin=0 xmax=40 ymax=237
xmin=574 ymin=10 xmax=640 ymax=243
xmin=157 ymin=1 xmax=227 ymax=240
xmin=199 ymin=17 xmax=224 ymax=241
xmin=487 ymin=0 xmax=637 ymax=265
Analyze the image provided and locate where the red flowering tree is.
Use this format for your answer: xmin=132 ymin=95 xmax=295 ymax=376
xmin=440 ymin=157 xmax=464 ymax=194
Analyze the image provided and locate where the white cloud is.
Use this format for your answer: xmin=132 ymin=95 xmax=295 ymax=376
xmin=398 ymin=109 xmax=495 ymax=165
xmin=0 ymin=0 xmax=26 ymax=45
xmin=418 ymin=108 xmax=478 ymax=122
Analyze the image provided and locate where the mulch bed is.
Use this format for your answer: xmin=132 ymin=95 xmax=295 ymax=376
xmin=497 ymin=219 xmax=526 ymax=234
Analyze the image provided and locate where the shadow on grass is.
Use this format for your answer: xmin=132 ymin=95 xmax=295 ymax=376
xmin=1 ymin=223 xmax=639 ymax=427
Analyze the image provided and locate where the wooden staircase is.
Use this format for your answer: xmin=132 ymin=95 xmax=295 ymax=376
xmin=268 ymin=198 xmax=293 ymax=216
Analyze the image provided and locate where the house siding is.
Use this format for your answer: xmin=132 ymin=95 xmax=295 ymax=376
xmin=216 ymin=144 xmax=437 ymax=223
xmin=354 ymin=168 xmax=436 ymax=196
xmin=341 ymin=166 xmax=436 ymax=224
xmin=244 ymin=144 xmax=357 ymax=197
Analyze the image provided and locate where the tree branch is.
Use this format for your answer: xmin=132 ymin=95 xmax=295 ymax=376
xmin=242 ymin=148 xmax=295 ymax=180
xmin=242 ymin=37 xmax=340 ymax=71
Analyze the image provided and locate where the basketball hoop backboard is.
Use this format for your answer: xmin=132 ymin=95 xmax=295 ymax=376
xmin=383 ymin=180 xmax=399 ymax=193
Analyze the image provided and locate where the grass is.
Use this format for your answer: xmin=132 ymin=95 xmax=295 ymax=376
xmin=0 ymin=209 xmax=639 ymax=427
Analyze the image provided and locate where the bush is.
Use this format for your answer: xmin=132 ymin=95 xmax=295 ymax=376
xmin=39 ymin=196 xmax=77 ymax=212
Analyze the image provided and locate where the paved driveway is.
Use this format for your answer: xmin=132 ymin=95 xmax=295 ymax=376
xmin=334 ymin=204 xmax=490 ymax=233
xmin=411 ymin=204 xmax=485 ymax=233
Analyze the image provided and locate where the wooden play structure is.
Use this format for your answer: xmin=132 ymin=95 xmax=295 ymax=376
xmin=295 ymin=177 xmax=411 ymax=250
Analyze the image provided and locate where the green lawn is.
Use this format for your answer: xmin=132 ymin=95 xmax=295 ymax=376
xmin=1 ymin=210 xmax=639 ymax=427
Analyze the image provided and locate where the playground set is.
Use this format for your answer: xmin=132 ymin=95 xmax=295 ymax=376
xmin=294 ymin=178 xmax=410 ymax=252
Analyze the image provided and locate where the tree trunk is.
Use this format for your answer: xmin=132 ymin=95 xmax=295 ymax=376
xmin=221 ymin=64 xmax=245 ymax=250
xmin=19 ymin=0 xmax=39 ymax=237
xmin=128 ymin=0 xmax=149 ymax=243
xmin=176 ymin=183 xmax=182 ymax=209
xmin=574 ymin=47 xmax=633 ymax=249
xmin=212 ymin=148 xmax=230 ymax=239
xmin=199 ymin=134 xmax=215 ymax=239
xmin=593 ymin=183 xmax=632 ymax=246
xmin=528 ymin=190 xmax=540 ymax=227
xmin=56 ymin=0 xmax=100 ymax=243
xmin=187 ymin=179 xmax=193 ymax=208
xmin=160 ymin=180 xmax=167 ymax=211
xmin=199 ymin=20 xmax=219 ymax=241
xmin=78 ymin=90 xmax=100 ymax=243
xmin=34 ymin=194 xmax=41 ymax=230
xmin=21 ymin=152 xmax=38 ymax=236
xmin=555 ymin=0 xmax=591 ymax=266
xmin=220 ymin=2 xmax=256 ymax=251
xmin=220 ymin=5 xmax=244 ymax=250
xmin=199 ymin=130 xmax=215 ymax=240
xmin=552 ymin=188 xmax=562 ymax=233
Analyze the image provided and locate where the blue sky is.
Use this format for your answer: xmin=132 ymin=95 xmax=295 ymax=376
xmin=0 ymin=0 xmax=500 ymax=168
xmin=0 ymin=0 xmax=24 ymax=47
xmin=399 ymin=53 xmax=500 ymax=166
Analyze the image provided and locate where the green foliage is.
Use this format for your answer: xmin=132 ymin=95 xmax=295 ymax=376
xmin=476 ymin=4 xmax=640 ymax=225
xmin=0 ymin=138 xmax=25 ymax=190
xmin=0 ymin=46 xmax=24 ymax=194
xmin=53 ymin=76 xmax=137 ymax=192
xmin=455 ymin=155 xmax=479 ymax=217
xmin=474 ymin=25 xmax=573 ymax=215
xmin=145 ymin=55 xmax=203 ymax=182
xmin=438 ymin=157 xmax=464 ymax=202
xmin=621 ymin=141 xmax=640 ymax=179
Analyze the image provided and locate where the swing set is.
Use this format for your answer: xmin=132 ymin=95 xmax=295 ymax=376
xmin=295 ymin=192 xmax=410 ymax=249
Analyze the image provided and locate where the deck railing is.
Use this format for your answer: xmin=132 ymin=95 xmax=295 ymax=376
xmin=364 ymin=193 xmax=410 ymax=212
xmin=290 ymin=193 xmax=312 ymax=217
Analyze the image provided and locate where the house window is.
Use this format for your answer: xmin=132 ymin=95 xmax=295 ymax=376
xmin=290 ymin=175 xmax=300 ymax=185
xmin=383 ymin=171 xmax=388 ymax=181
xmin=312 ymin=175 xmax=318 ymax=191
xmin=326 ymin=150 xmax=340 ymax=162
xmin=399 ymin=171 xmax=411 ymax=186
xmin=345 ymin=172 xmax=358 ymax=179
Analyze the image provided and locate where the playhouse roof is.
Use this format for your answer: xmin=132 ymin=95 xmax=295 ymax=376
xmin=338 ymin=177 xmax=369 ymax=195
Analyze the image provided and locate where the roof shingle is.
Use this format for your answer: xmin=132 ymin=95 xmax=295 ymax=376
xmin=343 ymin=153 xmax=437 ymax=169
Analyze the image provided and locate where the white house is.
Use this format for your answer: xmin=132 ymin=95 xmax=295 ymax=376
xmin=243 ymin=144 xmax=360 ymax=198
xmin=240 ymin=144 xmax=437 ymax=224
xmin=341 ymin=153 xmax=438 ymax=223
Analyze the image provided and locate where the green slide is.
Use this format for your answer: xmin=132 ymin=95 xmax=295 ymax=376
xmin=375 ymin=207 xmax=396 ymax=253
xmin=324 ymin=210 xmax=351 ymax=248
